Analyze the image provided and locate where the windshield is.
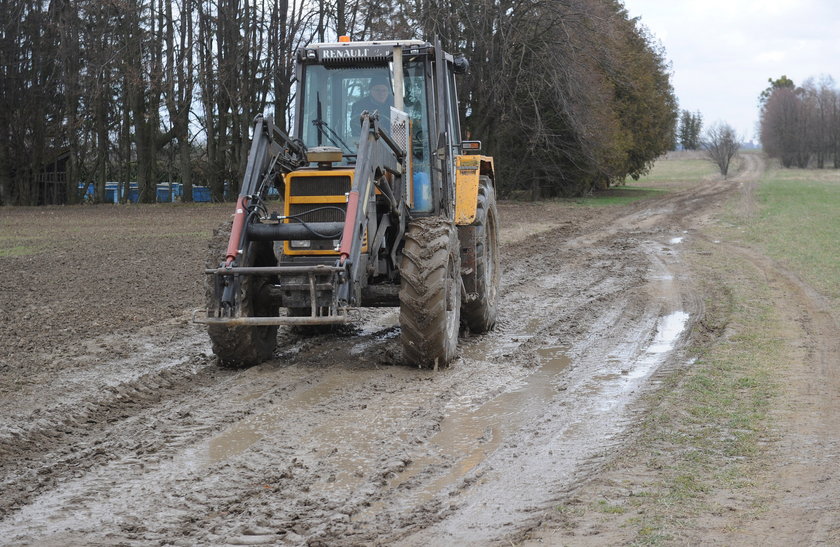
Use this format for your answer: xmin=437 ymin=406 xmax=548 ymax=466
xmin=299 ymin=60 xmax=433 ymax=194
xmin=300 ymin=65 xmax=390 ymax=161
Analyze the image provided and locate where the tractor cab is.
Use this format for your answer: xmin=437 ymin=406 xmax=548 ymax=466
xmin=294 ymin=39 xmax=467 ymax=214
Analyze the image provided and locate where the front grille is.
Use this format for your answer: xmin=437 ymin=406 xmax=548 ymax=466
xmin=286 ymin=174 xmax=350 ymax=254
xmin=289 ymin=176 xmax=351 ymax=196
xmin=289 ymin=203 xmax=346 ymax=222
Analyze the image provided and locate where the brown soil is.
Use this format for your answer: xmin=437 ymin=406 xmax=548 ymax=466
xmin=0 ymin=155 xmax=837 ymax=545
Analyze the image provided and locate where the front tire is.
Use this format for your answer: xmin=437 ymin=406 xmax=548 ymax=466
xmin=461 ymin=177 xmax=501 ymax=333
xmin=399 ymin=218 xmax=462 ymax=368
xmin=206 ymin=224 xmax=279 ymax=367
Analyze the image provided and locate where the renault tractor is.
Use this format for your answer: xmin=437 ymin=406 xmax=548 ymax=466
xmin=195 ymin=38 xmax=500 ymax=368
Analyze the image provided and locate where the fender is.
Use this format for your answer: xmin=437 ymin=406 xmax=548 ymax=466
xmin=454 ymin=155 xmax=495 ymax=225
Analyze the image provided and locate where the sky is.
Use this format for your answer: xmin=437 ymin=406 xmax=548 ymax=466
xmin=621 ymin=0 xmax=840 ymax=141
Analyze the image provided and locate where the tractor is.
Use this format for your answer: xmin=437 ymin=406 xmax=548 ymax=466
xmin=195 ymin=37 xmax=500 ymax=368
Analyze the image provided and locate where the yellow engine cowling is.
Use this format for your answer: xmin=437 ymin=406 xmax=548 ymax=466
xmin=283 ymin=169 xmax=368 ymax=255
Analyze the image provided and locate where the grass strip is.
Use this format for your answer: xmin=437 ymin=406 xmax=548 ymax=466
xmin=619 ymin=243 xmax=786 ymax=544
xmin=742 ymin=167 xmax=840 ymax=303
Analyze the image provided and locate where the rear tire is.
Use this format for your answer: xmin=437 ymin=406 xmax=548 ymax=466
xmin=461 ymin=177 xmax=501 ymax=333
xmin=206 ymin=223 xmax=279 ymax=367
xmin=399 ymin=218 xmax=461 ymax=368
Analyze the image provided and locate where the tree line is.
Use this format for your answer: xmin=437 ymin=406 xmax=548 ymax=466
xmin=760 ymin=75 xmax=840 ymax=168
xmin=0 ymin=0 xmax=677 ymax=205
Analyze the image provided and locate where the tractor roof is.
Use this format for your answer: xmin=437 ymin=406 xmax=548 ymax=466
xmin=308 ymin=39 xmax=429 ymax=50
xmin=298 ymin=39 xmax=447 ymax=65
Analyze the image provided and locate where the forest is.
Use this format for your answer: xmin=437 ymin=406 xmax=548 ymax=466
xmin=0 ymin=0 xmax=678 ymax=205
xmin=760 ymin=75 xmax=840 ymax=169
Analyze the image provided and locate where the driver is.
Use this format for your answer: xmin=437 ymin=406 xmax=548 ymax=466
xmin=352 ymin=75 xmax=393 ymax=128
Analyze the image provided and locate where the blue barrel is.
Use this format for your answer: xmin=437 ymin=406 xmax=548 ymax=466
xmin=78 ymin=183 xmax=94 ymax=200
xmin=193 ymin=186 xmax=211 ymax=202
xmin=156 ymin=185 xmax=170 ymax=202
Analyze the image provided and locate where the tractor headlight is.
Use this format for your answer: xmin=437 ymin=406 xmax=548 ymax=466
xmin=291 ymin=240 xmax=311 ymax=248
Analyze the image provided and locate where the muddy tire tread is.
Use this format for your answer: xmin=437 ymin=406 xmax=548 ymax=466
xmin=206 ymin=222 xmax=278 ymax=367
xmin=399 ymin=218 xmax=461 ymax=367
xmin=461 ymin=178 xmax=501 ymax=333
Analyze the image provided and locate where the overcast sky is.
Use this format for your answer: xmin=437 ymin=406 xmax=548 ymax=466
xmin=621 ymin=0 xmax=840 ymax=141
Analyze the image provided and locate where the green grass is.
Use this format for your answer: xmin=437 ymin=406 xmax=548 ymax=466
xmin=743 ymin=167 xmax=840 ymax=303
xmin=0 ymin=235 xmax=43 ymax=257
xmin=559 ymin=152 xmax=719 ymax=208
xmin=593 ymin=499 xmax=627 ymax=514
xmin=627 ymin=155 xmax=719 ymax=185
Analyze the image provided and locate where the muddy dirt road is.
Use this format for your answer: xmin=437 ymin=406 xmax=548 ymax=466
xmin=0 ymin=155 xmax=793 ymax=545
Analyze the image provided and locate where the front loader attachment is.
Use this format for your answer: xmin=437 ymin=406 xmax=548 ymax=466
xmin=195 ymin=111 xmax=407 ymax=353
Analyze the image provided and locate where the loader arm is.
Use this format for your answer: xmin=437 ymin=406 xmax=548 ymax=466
xmin=224 ymin=115 xmax=307 ymax=268
xmin=337 ymin=111 xmax=407 ymax=306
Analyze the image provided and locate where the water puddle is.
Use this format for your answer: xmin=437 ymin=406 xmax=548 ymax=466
xmin=646 ymin=311 xmax=690 ymax=355
xmin=382 ymin=346 xmax=570 ymax=505
xmin=193 ymin=371 xmax=356 ymax=466
xmin=597 ymin=310 xmax=689 ymax=410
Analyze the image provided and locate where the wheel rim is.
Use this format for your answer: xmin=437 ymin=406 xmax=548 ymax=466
xmin=485 ymin=206 xmax=499 ymax=303
xmin=445 ymin=250 xmax=459 ymax=337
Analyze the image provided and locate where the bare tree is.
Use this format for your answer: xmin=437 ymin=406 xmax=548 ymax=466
xmin=703 ymin=122 xmax=740 ymax=177
xmin=760 ymin=75 xmax=840 ymax=169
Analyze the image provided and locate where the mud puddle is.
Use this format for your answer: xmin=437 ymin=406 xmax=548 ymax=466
xmin=386 ymin=346 xmax=571 ymax=503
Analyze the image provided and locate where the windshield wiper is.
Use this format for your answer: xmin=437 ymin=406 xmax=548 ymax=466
xmin=312 ymin=119 xmax=354 ymax=154
xmin=313 ymin=92 xmax=354 ymax=154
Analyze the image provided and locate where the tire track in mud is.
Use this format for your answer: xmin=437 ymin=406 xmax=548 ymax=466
xmin=725 ymin=248 xmax=840 ymax=544
xmin=0 ymin=176 xmax=733 ymax=545
xmin=399 ymin=167 xmax=748 ymax=544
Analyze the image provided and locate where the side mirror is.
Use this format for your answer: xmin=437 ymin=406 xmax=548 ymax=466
xmin=461 ymin=140 xmax=481 ymax=153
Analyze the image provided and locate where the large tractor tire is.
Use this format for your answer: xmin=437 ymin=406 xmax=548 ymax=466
xmin=461 ymin=177 xmax=501 ymax=333
xmin=206 ymin=223 xmax=279 ymax=367
xmin=399 ymin=218 xmax=462 ymax=368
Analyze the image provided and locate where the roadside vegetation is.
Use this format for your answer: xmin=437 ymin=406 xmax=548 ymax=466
xmin=741 ymin=166 xmax=840 ymax=305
